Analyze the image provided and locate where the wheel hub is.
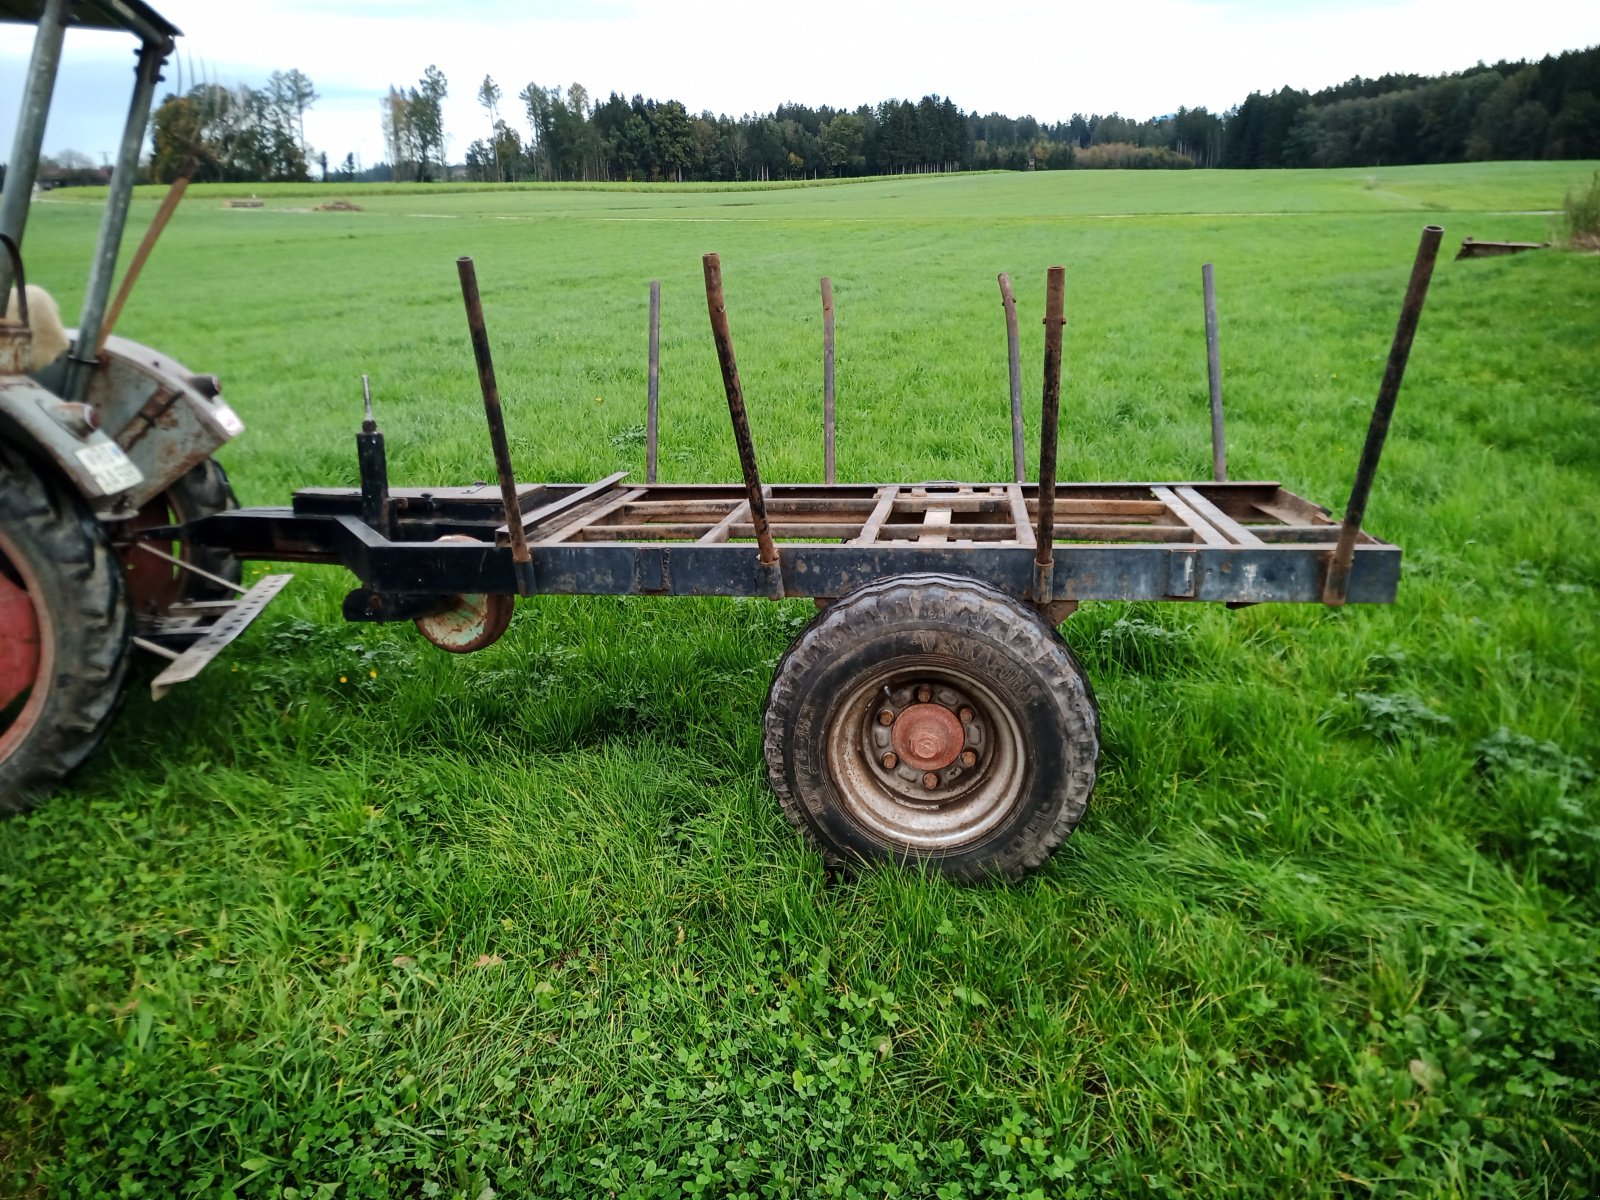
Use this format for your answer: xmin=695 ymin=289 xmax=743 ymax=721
xmin=891 ymin=703 xmax=964 ymax=771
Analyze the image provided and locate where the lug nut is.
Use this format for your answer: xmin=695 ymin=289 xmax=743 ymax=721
xmin=916 ymin=686 xmax=932 ymax=703
xmin=958 ymin=706 xmax=975 ymax=723
xmin=881 ymin=752 xmax=898 ymax=769
xmin=960 ymin=750 xmax=978 ymax=768
xmin=922 ymin=772 xmax=940 ymax=788
xmin=877 ymin=708 xmax=895 ymax=726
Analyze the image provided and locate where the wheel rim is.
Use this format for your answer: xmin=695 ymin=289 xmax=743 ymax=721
xmin=0 ymin=525 xmax=52 ymax=764
xmin=116 ymin=494 xmax=194 ymax=617
xmin=824 ymin=658 xmax=1028 ymax=853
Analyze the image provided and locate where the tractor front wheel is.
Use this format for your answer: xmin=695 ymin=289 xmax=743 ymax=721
xmin=763 ymin=574 xmax=1099 ymax=881
xmin=0 ymin=445 xmax=132 ymax=810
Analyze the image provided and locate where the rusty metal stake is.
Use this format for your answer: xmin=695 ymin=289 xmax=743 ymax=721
xmin=1202 ymin=262 xmax=1227 ymax=481
xmin=96 ymin=158 xmax=194 ymax=356
xmin=703 ymin=253 xmax=781 ymax=595
xmin=999 ymin=272 xmax=1024 ymax=483
xmin=822 ymin=276 xmax=835 ymax=484
xmin=1034 ymin=266 xmax=1066 ymax=604
xmin=646 ymin=279 xmax=660 ymax=483
xmin=1323 ymin=224 xmax=1443 ymax=607
xmin=457 ymin=255 xmax=536 ymax=596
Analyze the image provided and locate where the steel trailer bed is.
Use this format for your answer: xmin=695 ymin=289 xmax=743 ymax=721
xmin=155 ymin=230 xmax=1442 ymax=880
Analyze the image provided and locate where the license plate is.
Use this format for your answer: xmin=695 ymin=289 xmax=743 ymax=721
xmin=74 ymin=441 xmax=144 ymax=496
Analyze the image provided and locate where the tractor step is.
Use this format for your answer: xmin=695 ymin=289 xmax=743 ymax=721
xmin=136 ymin=573 xmax=293 ymax=700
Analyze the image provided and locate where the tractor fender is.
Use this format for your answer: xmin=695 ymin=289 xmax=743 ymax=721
xmin=78 ymin=333 xmax=245 ymax=512
xmin=0 ymin=374 xmax=145 ymax=510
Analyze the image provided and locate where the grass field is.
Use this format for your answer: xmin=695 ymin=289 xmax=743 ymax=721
xmin=3 ymin=161 xmax=1598 ymax=1197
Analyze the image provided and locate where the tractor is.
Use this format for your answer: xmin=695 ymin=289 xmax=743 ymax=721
xmin=2 ymin=0 xmax=250 ymax=804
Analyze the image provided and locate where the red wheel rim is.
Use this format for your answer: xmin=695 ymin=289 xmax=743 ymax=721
xmin=0 ymin=525 xmax=52 ymax=762
xmin=117 ymin=495 xmax=184 ymax=617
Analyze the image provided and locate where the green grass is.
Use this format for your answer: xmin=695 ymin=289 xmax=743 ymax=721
xmin=3 ymin=161 xmax=1598 ymax=1198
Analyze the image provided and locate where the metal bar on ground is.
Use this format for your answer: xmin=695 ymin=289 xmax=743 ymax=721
xmin=1152 ymin=486 xmax=1230 ymax=547
xmin=646 ymin=279 xmax=660 ymax=483
xmin=1033 ymin=266 xmax=1066 ymax=602
xmin=999 ymin=272 xmax=1025 ymax=483
xmin=457 ymin=255 xmax=537 ymax=595
xmin=822 ymin=277 xmax=836 ymax=484
xmin=1175 ymin=485 xmax=1264 ymax=546
xmin=702 ymin=253 xmax=780 ymax=580
xmin=1323 ymin=224 xmax=1443 ymax=607
xmin=1202 ymin=262 xmax=1227 ymax=481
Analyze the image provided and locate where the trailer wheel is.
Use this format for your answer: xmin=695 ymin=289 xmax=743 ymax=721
xmin=764 ymin=574 xmax=1099 ymax=881
xmin=0 ymin=446 xmax=132 ymax=811
xmin=117 ymin=457 xmax=241 ymax=620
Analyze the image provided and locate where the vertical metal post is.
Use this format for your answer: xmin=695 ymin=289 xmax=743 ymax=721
xmin=66 ymin=36 xmax=171 ymax=401
xmin=821 ymin=276 xmax=835 ymax=484
xmin=1323 ymin=225 xmax=1443 ymax=607
xmin=1034 ymin=266 xmax=1066 ymax=604
xmin=356 ymin=375 xmax=392 ymax=537
xmin=457 ymin=256 xmax=537 ymax=596
xmin=1202 ymin=262 xmax=1227 ymax=481
xmin=998 ymin=272 xmax=1025 ymax=483
xmin=646 ymin=279 xmax=660 ymax=483
xmin=702 ymin=253 xmax=781 ymax=588
xmin=0 ymin=0 xmax=69 ymax=295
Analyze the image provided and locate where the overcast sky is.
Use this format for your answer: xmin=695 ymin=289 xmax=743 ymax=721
xmin=3 ymin=0 xmax=1598 ymax=169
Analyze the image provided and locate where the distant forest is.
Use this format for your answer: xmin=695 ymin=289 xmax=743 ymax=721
xmin=430 ymin=44 xmax=1600 ymax=183
xmin=138 ymin=44 xmax=1599 ymax=185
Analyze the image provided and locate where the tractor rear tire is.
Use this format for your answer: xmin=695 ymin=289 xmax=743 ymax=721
xmin=763 ymin=574 xmax=1099 ymax=882
xmin=0 ymin=445 xmax=132 ymax=811
xmin=117 ymin=456 xmax=242 ymax=622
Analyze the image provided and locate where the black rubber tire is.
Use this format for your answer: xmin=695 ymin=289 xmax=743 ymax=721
xmin=763 ymin=574 xmax=1100 ymax=882
xmin=0 ymin=444 xmax=132 ymax=812
xmin=163 ymin=457 xmax=241 ymax=601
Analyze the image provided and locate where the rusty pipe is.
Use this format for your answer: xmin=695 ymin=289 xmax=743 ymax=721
xmin=457 ymin=255 xmax=536 ymax=596
xmin=1323 ymin=225 xmax=1443 ymax=606
xmin=703 ymin=253 xmax=779 ymax=573
xmin=1033 ymin=265 xmax=1066 ymax=604
xmin=646 ymin=279 xmax=660 ymax=483
xmin=821 ymin=276 xmax=835 ymax=484
xmin=999 ymin=272 xmax=1024 ymax=483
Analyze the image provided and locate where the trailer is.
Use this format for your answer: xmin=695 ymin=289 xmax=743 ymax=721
xmin=122 ymin=235 xmax=1442 ymax=881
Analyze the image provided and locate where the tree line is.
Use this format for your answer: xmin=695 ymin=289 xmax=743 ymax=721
xmin=133 ymin=44 xmax=1598 ymax=186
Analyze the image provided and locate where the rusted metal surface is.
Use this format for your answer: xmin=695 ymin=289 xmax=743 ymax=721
xmin=702 ymin=253 xmax=780 ymax=580
xmin=998 ymin=272 xmax=1024 ymax=483
xmin=830 ymin=671 xmax=1020 ymax=850
xmin=646 ymin=279 xmax=660 ymax=483
xmin=1034 ymin=266 xmax=1066 ymax=602
xmin=1324 ymin=224 xmax=1442 ymax=606
xmin=147 ymin=573 xmax=291 ymax=700
xmin=1202 ymin=262 xmax=1227 ymax=481
xmin=822 ymin=276 xmax=835 ymax=484
xmin=412 ymin=537 xmax=513 ymax=653
xmin=891 ymin=702 xmax=966 ymax=771
xmin=1456 ymin=238 xmax=1548 ymax=260
xmin=457 ymin=255 xmax=536 ymax=596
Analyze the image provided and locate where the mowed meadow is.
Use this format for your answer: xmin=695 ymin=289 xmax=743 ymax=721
xmin=2 ymin=162 xmax=1598 ymax=1197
